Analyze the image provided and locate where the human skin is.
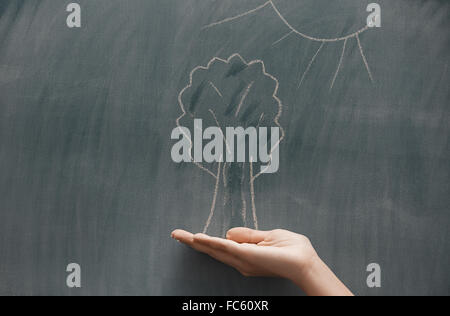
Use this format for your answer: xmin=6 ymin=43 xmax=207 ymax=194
xmin=171 ymin=228 xmax=353 ymax=296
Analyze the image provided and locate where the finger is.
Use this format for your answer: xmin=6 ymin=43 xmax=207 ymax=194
xmin=173 ymin=231 xmax=222 ymax=257
xmin=172 ymin=231 xmax=249 ymax=274
xmin=189 ymin=235 xmax=247 ymax=273
xmin=171 ymin=229 xmax=195 ymax=246
xmin=194 ymin=233 xmax=242 ymax=253
xmin=226 ymin=227 xmax=270 ymax=244
xmin=203 ymin=248 xmax=246 ymax=273
xmin=172 ymin=231 xmax=238 ymax=256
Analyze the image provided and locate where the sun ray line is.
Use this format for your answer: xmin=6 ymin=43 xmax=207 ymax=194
xmin=330 ymin=39 xmax=347 ymax=91
xmin=202 ymin=1 xmax=271 ymax=29
xmin=357 ymin=34 xmax=374 ymax=83
xmin=202 ymin=1 xmax=370 ymax=42
xmin=269 ymin=0 xmax=369 ymax=42
xmin=298 ymin=42 xmax=325 ymax=89
xmin=272 ymin=30 xmax=294 ymax=46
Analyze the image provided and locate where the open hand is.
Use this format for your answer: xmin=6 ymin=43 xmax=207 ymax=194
xmin=171 ymin=228 xmax=317 ymax=280
xmin=171 ymin=227 xmax=353 ymax=296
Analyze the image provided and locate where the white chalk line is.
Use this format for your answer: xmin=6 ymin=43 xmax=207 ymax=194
xmin=194 ymin=161 xmax=217 ymax=179
xmin=272 ymin=30 xmax=294 ymax=46
xmin=203 ymin=160 xmax=222 ymax=234
xmin=257 ymin=113 xmax=265 ymax=128
xmin=202 ymin=1 xmax=375 ymax=86
xmin=249 ymin=160 xmax=259 ymax=230
xmin=356 ymin=34 xmax=374 ymax=83
xmin=209 ymin=81 xmax=223 ymax=97
xmin=176 ymin=113 xmax=217 ymax=179
xmin=208 ymin=109 xmax=232 ymax=155
xmin=330 ymin=39 xmax=347 ymax=91
xmin=269 ymin=1 xmax=369 ymax=43
xmin=222 ymin=163 xmax=230 ymax=207
xmin=298 ymin=42 xmax=325 ymax=89
xmin=235 ymin=81 xmax=254 ymax=117
xmin=203 ymin=1 xmax=369 ymax=43
xmin=203 ymin=1 xmax=271 ymax=30
xmin=223 ymin=162 xmax=229 ymax=188
xmin=240 ymin=163 xmax=247 ymax=226
xmin=178 ymin=53 xmax=285 ymax=178
xmin=246 ymin=58 xmax=285 ymax=181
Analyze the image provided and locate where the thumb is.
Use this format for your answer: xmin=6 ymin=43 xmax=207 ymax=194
xmin=226 ymin=227 xmax=270 ymax=244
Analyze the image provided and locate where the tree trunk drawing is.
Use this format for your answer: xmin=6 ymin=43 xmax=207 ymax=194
xmin=202 ymin=162 xmax=257 ymax=237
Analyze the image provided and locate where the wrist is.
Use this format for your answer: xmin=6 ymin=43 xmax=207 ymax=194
xmin=292 ymin=253 xmax=322 ymax=286
xmin=290 ymin=255 xmax=353 ymax=296
xmin=281 ymin=248 xmax=320 ymax=285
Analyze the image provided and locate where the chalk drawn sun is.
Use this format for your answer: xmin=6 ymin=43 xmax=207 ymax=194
xmin=269 ymin=0 xmax=369 ymax=40
xmin=203 ymin=0 xmax=375 ymax=89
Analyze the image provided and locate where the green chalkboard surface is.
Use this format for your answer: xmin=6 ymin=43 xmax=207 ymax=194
xmin=0 ymin=0 xmax=449 ymax=295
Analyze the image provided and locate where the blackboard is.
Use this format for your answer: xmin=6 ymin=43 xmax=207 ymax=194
xmin=0 ymin=0 xmax=448 ymax=295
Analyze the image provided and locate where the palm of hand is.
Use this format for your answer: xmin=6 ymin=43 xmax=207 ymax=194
xmin=237 ymin=229 xmax=317 ymax=279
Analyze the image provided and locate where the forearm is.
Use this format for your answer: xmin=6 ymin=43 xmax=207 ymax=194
xmin=291 ymin=256 xmax=354 ymax=296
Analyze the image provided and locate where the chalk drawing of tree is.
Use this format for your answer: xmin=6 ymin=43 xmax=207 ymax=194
xmin=176 ymin=54 xmax=284 ymax=235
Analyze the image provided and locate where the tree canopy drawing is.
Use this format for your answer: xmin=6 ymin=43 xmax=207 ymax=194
xmin=176 ymin=54 xmax=284 ymax=235
xmin=203 ymin=0 xmax=374 ymax=90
